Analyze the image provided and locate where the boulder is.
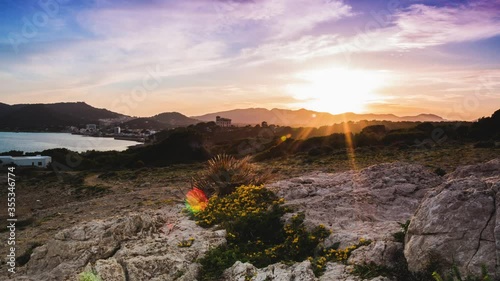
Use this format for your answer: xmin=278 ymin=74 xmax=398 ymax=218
xmin=223 ymin=260 xmax=317 ymax=281
xmin=348 ymin=241 xmax=403 ymax=269
xmin=319 ymin=263 xmax=392 ymax=281
xmin=94 ymin=258 xmax=126 ymax=281
xmin=405 ymin=159 xmax=500 ymax=278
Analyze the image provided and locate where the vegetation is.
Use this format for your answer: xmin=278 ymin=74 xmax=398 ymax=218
xmin=193 ymin=154 xmax=271 ymax=197
xmin=392 ymin=220 xmax=411 ymax=243
xmin=178 ymin=237 xmax=195 ymax=248
xmin=193 ymin=183 xmax=369 ymax=280
xmin=432 ymin=265 xmax=492 ymax=281
xmin=78 ymin=269 xmax=102 ymax=281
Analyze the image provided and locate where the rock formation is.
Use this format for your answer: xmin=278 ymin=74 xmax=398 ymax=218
xmin=405 ymin=159 xmax=499 ymax=278
xmin=10 ymin=159 xmax=499 ymax=280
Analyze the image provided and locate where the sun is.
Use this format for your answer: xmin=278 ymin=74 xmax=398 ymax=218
xmin=286 ymin=67 xmax=387 ymax=114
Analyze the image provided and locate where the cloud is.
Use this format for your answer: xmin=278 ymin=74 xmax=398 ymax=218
xmin=392 ymin=2 xmax=500 ymax=48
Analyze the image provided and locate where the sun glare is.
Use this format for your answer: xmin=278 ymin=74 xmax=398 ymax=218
xmin=287 ymin=68 xmax=387 ymax=114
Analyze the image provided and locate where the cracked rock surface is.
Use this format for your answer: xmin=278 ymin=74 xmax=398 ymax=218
xmin=10 ymin=207 xmax=226 ymax=281
xmin=269 ymin=162 xmax=443 ymax=248
xmin=404 ymin=158 xmax=500 ymax=278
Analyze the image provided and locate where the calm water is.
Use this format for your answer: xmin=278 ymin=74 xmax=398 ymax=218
xmin=0 ymin=132 xmax=142 ymax=153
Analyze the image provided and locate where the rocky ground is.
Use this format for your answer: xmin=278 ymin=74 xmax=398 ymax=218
xmin=3 ymin=158 xmax=498 ymax=281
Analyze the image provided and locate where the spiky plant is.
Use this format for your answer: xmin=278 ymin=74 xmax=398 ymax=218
xmin=194 ymin=154 xmax=271 ymax=197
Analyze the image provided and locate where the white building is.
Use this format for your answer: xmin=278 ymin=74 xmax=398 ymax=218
xmin=0 ymin=155 xmax=52 ymax=168
xmin=86 ymin=124 xmax=97 ymax=131
xmin=216 ymin=116 xmax=232 ymax=127
xmin=114 ymin=126 xmax=121 ymax=134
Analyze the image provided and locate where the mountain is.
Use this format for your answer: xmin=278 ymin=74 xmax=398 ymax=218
xmin=0 ymin=102 xmax=126 ymax=131
xmin=0 ymin=102 xmax=13 ymax=117
xmin=152 ymin=112 xmax=200 ymax=127
xmin=192 ymin=108 xmax=445 ymax=127
xmin=399 ymin=114 xmax=445 ymax=122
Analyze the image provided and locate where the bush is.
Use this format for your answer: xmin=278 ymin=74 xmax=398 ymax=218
xmin=195 ymin=185 xmax=361 ymax=280
xmin=79 ymin=270 xmax=102 ymax=281
xmin=434 ymin=167 xmax=447 ymax=177
xmin=194 ymin=154 xmax=271 ymax=197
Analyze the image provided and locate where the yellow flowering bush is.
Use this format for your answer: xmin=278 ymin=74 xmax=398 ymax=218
xmin=310 ymin=238 xmax=372 ymax=276
xmin=178 ymin=237 xmax=195 ymax=248
xmin=194 ymin=185 xmax=282 ymax=228
xmin=197 ymin=185 xmax=335 ymax=281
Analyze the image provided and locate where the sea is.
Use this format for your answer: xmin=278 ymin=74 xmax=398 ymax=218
xmin=0 ymin=132 xmax=142 ymax=153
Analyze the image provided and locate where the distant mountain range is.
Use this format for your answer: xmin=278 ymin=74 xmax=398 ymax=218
xmin=192 ymin=108 xmax=445 ymax=127
xmin=0 ymin=102 xmax=445 ymax=131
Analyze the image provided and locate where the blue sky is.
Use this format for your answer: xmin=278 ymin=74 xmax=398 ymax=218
xmin=0 ymin=0 xmax=499 ymax=119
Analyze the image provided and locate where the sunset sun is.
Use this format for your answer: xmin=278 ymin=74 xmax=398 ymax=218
xmin=287 ymin=68 xmax=387 ymax=114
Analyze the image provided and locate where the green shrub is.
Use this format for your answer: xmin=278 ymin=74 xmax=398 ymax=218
xmin=392 ymin=220 xmax=410 ymax=243
xmin=351 ymin=263 xmax=392 ymax=279
xmin=79 ymin=270 xmax=102 ymax=281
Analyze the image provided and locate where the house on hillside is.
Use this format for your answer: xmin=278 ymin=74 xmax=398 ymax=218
xmin=216 ymin=116 xmax=232 ymax=127
xmin=86 ymin=124 xmax=97 ymax=131
xmin=0 ymin=155 xmax=52 ymax=168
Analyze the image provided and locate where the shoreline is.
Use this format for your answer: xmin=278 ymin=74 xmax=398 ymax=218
xmin=0 ymin=132 xmax=143 ymax=154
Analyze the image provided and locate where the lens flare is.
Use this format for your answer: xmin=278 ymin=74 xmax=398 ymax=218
xmin=185 ymin=187 xmax=208 ymax=214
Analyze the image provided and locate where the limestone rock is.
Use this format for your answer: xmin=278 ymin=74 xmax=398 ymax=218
xmin=269 ymin=162 xmax=442 ymax=248
xmin=319 ymin=263 xmax=392 ymax=281
xmin=405 ymin=159 xmax=500 ymax=278
xmin=13 ymin=207 xmax=226 ymax=281
xmin=348 ymin=241 xmax=403 ymax=269
xmin=94 ymin=258 xmax=126 ymax=281
xmin=223 ymin=260 xmax=316 ymax=281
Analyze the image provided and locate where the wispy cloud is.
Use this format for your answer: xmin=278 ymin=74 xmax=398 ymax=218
xmin=392 ymin=2 xmax=500 ymax=48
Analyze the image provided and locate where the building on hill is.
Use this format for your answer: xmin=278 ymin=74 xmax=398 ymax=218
xmin=216 ymin=116 xmax=232 ymax=127
xmin=0 ymin=155 xmax=52 ymax=168
xmin=86 ymin=124 xmax=97 ymax=131
xmin=114 ymin=126 xmax=121 ymax=134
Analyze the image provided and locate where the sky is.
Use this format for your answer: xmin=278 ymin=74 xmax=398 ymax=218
xmin=0 ymin=0 xmax=499 ymax=120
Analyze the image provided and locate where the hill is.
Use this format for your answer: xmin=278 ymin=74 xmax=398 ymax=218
xmin=192 ymin=108 xmax=445 ymax=126
xmin=119 ymin=112 xmax=200 ymax=130
xmin=0 ymin=102 xmax=13 ymax=117
xmin=0 ymin=102 xmax=125 ymax=131
xmin=120 ymin=117 xmax=169 ymax=130
xmin=151 ymin=112 xmax=200 ymax=127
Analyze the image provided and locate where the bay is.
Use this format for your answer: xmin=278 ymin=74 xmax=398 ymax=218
xmin=0 ymin=132 xmax=142 ymax=153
